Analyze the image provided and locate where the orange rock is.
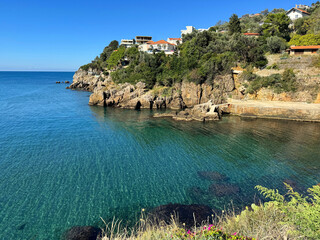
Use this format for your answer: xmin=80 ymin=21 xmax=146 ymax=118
xmin=315 ymin=93 xmax=320 ymax=104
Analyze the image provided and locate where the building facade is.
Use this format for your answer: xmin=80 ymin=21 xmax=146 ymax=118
xmin=135 ymin=36 xmax=152 ymax=45
xmin=167 ymin=38 xmax=182 ymax=45
xmin=181 ymin=26 xmax=195 ymax=37
xmin=120 ymin=39 xmax=135 ymax=48
xmin=286 ymin=7 xmax=310 ymax=21
xmin=289 ymin=45 xmax=320 ymax=55
xmin=146 ymin=40 xmax=176 ymax=54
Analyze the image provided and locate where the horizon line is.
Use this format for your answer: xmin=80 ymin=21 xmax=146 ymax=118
xmin=0 ymin=70 xmax=77 ymax=72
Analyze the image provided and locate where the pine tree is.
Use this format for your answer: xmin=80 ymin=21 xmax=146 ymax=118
xmin=228 ymin=14 xmax=242 ymax=35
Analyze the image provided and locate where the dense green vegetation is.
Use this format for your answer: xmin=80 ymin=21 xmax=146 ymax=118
xmin=289 ymin=33 xmax=320 ymax=46
xmin=79 ymin=2 xmax=320 ymax=91
xmin=111 ymin=32 xmax=267 ymax=88
xmin=242 ymin=68 xmax=297 ymax=94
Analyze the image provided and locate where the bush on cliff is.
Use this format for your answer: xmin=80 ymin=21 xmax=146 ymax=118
xmin=243 ymin=68 xmax=297 ymax=94
xmin=80 ymin=30 xmax=268 ymax=89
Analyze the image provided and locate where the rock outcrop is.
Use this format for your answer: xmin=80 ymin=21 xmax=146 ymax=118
xmin=68 ymin=68 xmax=234 ymax=111
xmin=63 ymin=226 xmax=101 ymax=240
xmin=149 ymin=203 xmax=213 ymax=228
xmin=67 ymin=69 xmax=110 ymax=92
xmin=67 ymin=67 xmax=320 ymax=122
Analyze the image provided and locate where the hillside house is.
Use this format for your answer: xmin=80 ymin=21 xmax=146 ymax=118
xmin=181 ymin=26 xmax=195 ymax=37
xmin=286 ymin=7 xmax=310 ymax=21
xmin=289 ymin=45 xmax=320 ymax=55
xmin=138 ymin=41 xmax=154 ymax=52
xmin=135 ymin=36 xmax=152 ymax=45
xmin=120 ymin=39 xmax=135 ymax=48
xmin=167 ymin=38 xmax=182 ymax=45
xmin=148 ymin=40 xmax=176 ymax=54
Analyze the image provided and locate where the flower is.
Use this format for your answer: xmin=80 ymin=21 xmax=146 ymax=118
xmin=233 ymin=232 xmax=237 ymax=235
xmin=142 ymin=208 xmax=145 ymax=212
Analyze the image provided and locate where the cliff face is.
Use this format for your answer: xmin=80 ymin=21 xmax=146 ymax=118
xmin=68 ymin=65 xmax=320 ymax=122
xmin=69 ymin=68 xmax=235 ymax=110
xmin=67 ymin=69 xmax=110 ymax=92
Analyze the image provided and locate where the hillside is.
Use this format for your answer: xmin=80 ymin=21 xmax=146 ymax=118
xmin=68 ymin=3 xmax=320 ymax=122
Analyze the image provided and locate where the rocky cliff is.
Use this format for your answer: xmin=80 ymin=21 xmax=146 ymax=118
xmin=68 ymin=59 xmax=320 ymax=122
xmin=68 ymin=69 xmax=235 ymax=111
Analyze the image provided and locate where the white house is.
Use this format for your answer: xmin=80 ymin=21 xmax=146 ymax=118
xmin=138 ymin=41 xmax=154 ymax=52
xmin=167 ymin=38 xmax=182 ymax=45
xmin=198 ymin=28 xmax=209 ymax=32
xmin=181 ymin=26 xmax=195 ymax=37
xmin=120 ymin=39 xmax=134 ymax=48
xmin=286 ymin=7 xmax=310 ymax=21
xmin=148 ymin=40 xmax=176 ymax=54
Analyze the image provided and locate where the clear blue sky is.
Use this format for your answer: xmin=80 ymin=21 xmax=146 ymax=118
xmin=0 ymin=0 xmax=315 ymax=71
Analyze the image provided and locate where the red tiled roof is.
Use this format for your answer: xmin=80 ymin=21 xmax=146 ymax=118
xmin=146 ymin=40 xmax=154 ymax=44
xmin=168 ymin=38 xmax=182 ymax=40
xmin=244 ymin=33 xmax=260 ymax=36
xmin=291 ymin=45 xmax=320 ymax=50
xmin=150 ymin=40 xmax=175 ymax=45
xmin=295 ymin=7 xmax=310 ymax=15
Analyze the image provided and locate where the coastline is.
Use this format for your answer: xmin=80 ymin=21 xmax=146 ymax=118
xmin=226 ymin=99 xmax=320 ymax=122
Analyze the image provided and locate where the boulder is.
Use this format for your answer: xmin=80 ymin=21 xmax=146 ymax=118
xmin=149 ymin=203 xmax=213 ymax=228
xmin=64 ymin=226 xmax=101 ymax=240
xmin=208 ymin=183 xmax=240 ymax=197
xmin=89 ymin=91 xmax=105 ymax=106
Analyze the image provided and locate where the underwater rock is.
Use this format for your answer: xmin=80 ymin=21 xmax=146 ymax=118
xmin=209 ymin=183 xmax=240 ymax=197
xmin=17 ymin=223 xmax=26 ymax=231
xmin=197 ymin=171 xmax=229 ymax=182
xmin=63 ymin=226 xmax=101 ymax=240
xmin=149 ymin=203 xmax=213 ymax=228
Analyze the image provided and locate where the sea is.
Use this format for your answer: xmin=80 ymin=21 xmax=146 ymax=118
xmin=0 ymin=71 xmax=320 ymax=239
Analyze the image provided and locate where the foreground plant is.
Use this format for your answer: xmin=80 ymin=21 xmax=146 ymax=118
xmin=256 ymin=183 xmax=320 ymax=239
xmin=170 ymin=225 xmax=254 ymax=240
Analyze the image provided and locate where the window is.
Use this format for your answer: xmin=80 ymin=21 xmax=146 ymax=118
xmin=295 ymin=14 xmax=299 ymax=18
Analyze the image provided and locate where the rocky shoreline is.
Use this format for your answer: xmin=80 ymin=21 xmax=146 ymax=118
xmin=67 ymin=69 xmax=320 ymax=122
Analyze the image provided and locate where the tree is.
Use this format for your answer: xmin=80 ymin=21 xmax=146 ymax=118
xmin=289 ymin=33 xmax=320 ymax=46
xmin=228 ymin=14 xmax=242 ymax=35
xmin=108 ymin=40 xmax=119 ymax=50
xmin=294 ymin=18 xmax=309 ymax=35
xmin=271 ymin=8 xmax=285 ymax=13
xmin=261 ymin=9 xmax=269 ymax=16
xmin=262 ymin=13 xmax=291 ymax=41
xmin=266 ymin=36 xmax=287 ymax=53
xmin=304 ymin=7 xmax=320 ymax=34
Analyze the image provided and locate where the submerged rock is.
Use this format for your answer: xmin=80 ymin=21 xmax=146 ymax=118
xmin=153 ymin=112 xmax=178 ymax=118
xmin=197 ymin=171 xmax=229 ymax=182
xmin=63 ymin=226 xmax=101 ymax=240
xmin=208 ymin=183 xmax=240 ymax=197
xmin=149 ymin=203 xmax=213 ymax=228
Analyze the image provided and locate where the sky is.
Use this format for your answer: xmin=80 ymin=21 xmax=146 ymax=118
xmin=0 ymin=0 xmax=315 ymax=71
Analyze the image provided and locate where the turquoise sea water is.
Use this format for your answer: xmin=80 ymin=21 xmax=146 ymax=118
xmin=0 ymin=72 xmax=320 ymax=239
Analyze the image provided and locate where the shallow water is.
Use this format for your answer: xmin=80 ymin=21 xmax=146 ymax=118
xmin=0 ymin=72 xmax=320 ymax=239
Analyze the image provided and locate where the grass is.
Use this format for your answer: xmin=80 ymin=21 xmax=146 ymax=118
xmin=98 ymin=184 xmax=320 ymax=240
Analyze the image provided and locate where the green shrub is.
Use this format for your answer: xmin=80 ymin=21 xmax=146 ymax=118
xmin=256 ymin=184 xmax=320 ymax=239
xmin=266 ymin=63 xmax=279 ymax=69
xmin=289 ymin=34 xmax=320 ymax=46
xmin=171 ymin=225 xmax=255 ymax=240
xmin=242 ymin=69 xmax=296 ymax=94
xmin=266 ymin=36 xmax=287 ymax=53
